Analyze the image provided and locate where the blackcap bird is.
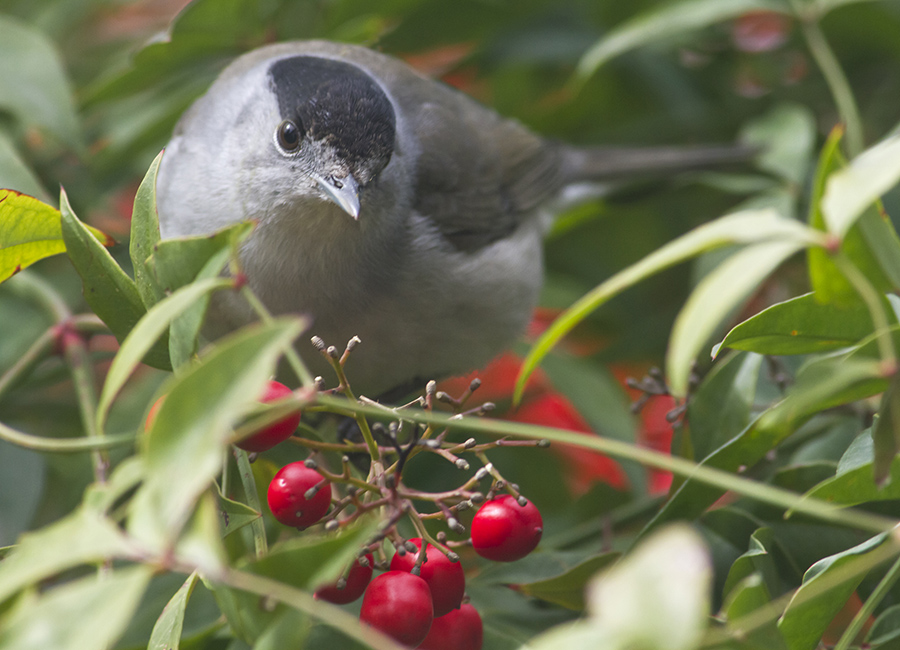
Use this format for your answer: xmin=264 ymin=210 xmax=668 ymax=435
xmin=156 ymin=40 xmax=752 ymax=397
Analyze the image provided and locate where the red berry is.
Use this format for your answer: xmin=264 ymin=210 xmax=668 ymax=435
xmin=315 ymin=554 xmax=374 ymax=604
xmin=360 ymin=571 xmax=433 ymax=646
xmin=390 ymin=538 xmax=465 ymax=617
xmin=417 ymin=603 xmax=483 ymax=650
xmin=236 ymin=380 xmax=301 ymax=452
xmin=267 ymin=462 xmax=331 ymax=528
xmin=470 ymin=495 xmax=542 ymax=562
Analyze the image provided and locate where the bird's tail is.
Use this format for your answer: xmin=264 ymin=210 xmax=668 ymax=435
xmin=560 ymin=143 xmax=758 ymax=183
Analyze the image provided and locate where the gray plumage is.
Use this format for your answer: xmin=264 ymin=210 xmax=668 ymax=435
xmin=156 ymin=40 xmax=751 ymax=396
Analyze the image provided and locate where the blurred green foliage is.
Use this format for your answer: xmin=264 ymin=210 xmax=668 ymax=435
xmin=3 ymin=1 xmax=900 ymax=649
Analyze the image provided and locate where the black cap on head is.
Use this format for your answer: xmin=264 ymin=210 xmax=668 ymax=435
xmin=268 ymin=55 xmax=396 ymax=184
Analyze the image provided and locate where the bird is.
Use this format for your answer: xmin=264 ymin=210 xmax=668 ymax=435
xmin=156 ymin=40 xmax=753 ymax=399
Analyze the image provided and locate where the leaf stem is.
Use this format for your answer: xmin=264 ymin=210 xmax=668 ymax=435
xmin=792 ymin=0 xmax=864 ymax=156
xmin=832 ymin=252 xmax=896 ymax=368
xmin=318 ymin=395 xmax=898 ymax=535
xmin=212 ymin=566 xmax=406 ymax=650
xmin=240 ymin=286 xmax=314 ymax=387
xmin=0 ymin=327 xmax=55 ymax=401
xmin=233 ymin=448 xmax=268 ymax=558
xmin=0 ymin=420 xmax=135 ymax=452
xmin=63 ymin=327 xmax=109 ymax=482
xmin=833 ymin=551 xmax=900 ymax=650
xmin=0 ymin=314 xmax=106 ymax=402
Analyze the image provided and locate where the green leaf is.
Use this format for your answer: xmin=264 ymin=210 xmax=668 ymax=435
xmin=218 ymin=492 xmax=261 ymax=537
xmin=575 ymin=0 xmax=784 ymax=79
xmin=58 ymin=189 xmax=161 ymax=357
xmin=856 ymin=205 xmax=900 ymax=292
xmin=867 ymin=603 xmax=900 ymax=648
xmin=250 ymin=520 xmax=380 ymax=593
xmin=717 ymin=292 xmax=895 ymax=356
xmin=757 ymin=356 xmax=887 ymax=430
xmin=722 ymin=573 xmax=787 ymax=650
xmin=150 ymin=222 xmax=252 ymax=294
xmin=528 ymin=525 xmax=712 ymax=650
xmin=148 ymin=572 xmax=199 ymax=650
xmin=803 ymin=429 xmax=900 ymax=506
xmin=872 ymin=372 xmax=900 ymax=486
xmin=0 ymin=16 xmax=81 ymax=149
xmin=233 ymin=447 xmax=267 ymax=558
xmin=480 ymin=549 xmax=616 ymax=586
xmin=668 ymin=239 xmax=806 ymax=397
xmin=130 ymin=151 xmax=166 ymax=309
xmin=809 ymin=126 xmax=855 ymax=304
xmin=0 ymin=506 xmax=135 ymax=604
xmin=167 ymin=246 xmax=231 ymax=369
xmin=0 ymin=566 xmax=153 ymax=650
xmin=95 ymin=276 xmax=233 ymax=432
xmin=208 ymin=521 xmax=378 ymax=643
xmin=0 ymin=189 xmax=111 ymax=283
xmin=808 ymin=127 xmax=900 ymax=306
xmin=127 ymin=318 xmax=304 ymax=551
xmin=739 ymin=103 xmax=817 ymax=188
xmin=822 ymin=133 xmax=900 ymax=238
xmin=778 ymin=533 xmax=890 ymax=650
xmin=516 ymin=209 xmax=824 ymax=402
xmin=176 ymin=490 xmax=227 ymax=576
xmin=516 ymin=552 xmax=620 ymax=611
xmin=643 ymin=356 xmax=885 ymax=533
xmin=158 ymin=225 xmax=251 ymax=369
xmin=254 ymin=609 xmax=314 ymax=650
xmin=722 ymin=528 xmax=782 ymax=602
xmin=689 ymin=351 xmax=762 ymax=459
xmin=82 ymin=0 xmax=273 ymax=106
xmin=723 ymin=572 xmax=768 ymax=617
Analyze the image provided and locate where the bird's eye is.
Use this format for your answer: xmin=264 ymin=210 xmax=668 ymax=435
xmin=276 ymin=120 xmax=302 ymax=153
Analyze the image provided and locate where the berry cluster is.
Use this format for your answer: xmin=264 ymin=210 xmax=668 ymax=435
xmin=151 ymin=338 xmax=548 ymax=649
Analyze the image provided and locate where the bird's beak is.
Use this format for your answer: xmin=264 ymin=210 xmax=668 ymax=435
xmin=313 ymin=172 xmax=360 ymax=220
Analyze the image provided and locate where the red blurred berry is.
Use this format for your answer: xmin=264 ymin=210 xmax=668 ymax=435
xmin=417 ymin=603 xmax=483 ymax=650
xmin=267 ymin=462 xmax=331 ymax=528
xmin=640 ymin=395 xmax=676 ymax=494
xmin=236 ymin=380 xmax=301 ymax=452
xmin=390 ymin=538 xmax=465 ymax=617
xmin=315 ymin=554 xmax=374 ymax=605
xmin=471 ymin=494 xmax=542 ymax=562
xmin=360 ymin=571 xmax=433 ymax=646
xmin=732 ymin=10 xmax=791 ymax=52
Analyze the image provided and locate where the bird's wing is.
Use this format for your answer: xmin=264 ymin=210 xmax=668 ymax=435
xmin=404 ymin=96 xmax=564 ymax=251
xmin=303 ymin=41 xmax=566 ymax=252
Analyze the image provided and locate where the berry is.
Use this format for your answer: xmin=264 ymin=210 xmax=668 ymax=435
xmin=470 ymin=494 xmax=542 ymax=562
xmin=315 ymin=554 xmax=374 ymax=604
xmin=145 ymin=381 xmax=300 ymax=453
xmin=236 ymin=380 xmax=301 ymax=452
xmin=267 ymin=462 xmax=331 ymax=528
xmin=360 ymin=571 xmax=433 ymax=646
xmin=390 ymin=538 xmax=465 ymax=617
xmin=417 ymin=603 xmax=483 ymax=650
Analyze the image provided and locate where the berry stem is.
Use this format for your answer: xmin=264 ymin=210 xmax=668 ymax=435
xmin=62 ymin=321 xmax=109 ymax=484
xmin=315 ymin=339 xmax=382 ymax=466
